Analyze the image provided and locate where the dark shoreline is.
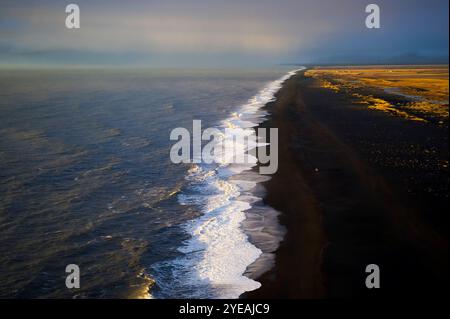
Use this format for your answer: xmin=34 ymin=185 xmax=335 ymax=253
xmin=244 ymin=69 xmax=448 ymax=298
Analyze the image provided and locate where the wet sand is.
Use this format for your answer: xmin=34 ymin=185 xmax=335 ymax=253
xmin=245 ymin=69 xmax=448 ymax=298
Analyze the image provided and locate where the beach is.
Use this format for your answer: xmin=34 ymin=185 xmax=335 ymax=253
xmin=0 ymin=0 xmax=448 ymax=304
xmin=246 ymin=67 xmax=449 ymax=298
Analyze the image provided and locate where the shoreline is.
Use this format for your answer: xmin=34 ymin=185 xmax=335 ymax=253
xmin=244 ymin=68 xmax=448 ymax=298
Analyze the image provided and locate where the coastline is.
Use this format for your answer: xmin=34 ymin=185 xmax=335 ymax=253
xmin=244 ymin=68 xmax=449 ymax=298
xmin=156 ymin=69 xmax=301 ymax=298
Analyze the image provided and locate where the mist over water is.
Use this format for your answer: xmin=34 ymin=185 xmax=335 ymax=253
xmin=0 ymin=67 xmax=289 ymax=298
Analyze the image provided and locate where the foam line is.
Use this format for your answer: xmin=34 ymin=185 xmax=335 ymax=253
xmin=152 ymin=68 xmax=304 ymax=299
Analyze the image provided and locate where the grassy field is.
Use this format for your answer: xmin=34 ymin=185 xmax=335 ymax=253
xmin=305 ymin=66 xmax=449 ymax=123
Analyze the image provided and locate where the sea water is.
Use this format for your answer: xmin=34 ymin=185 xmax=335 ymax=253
xmin=0 ymin=67 xmax=297 ymax=298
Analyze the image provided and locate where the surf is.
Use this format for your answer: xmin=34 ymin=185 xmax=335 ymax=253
xmin=151 ymin=68 xmax=304 ymax=299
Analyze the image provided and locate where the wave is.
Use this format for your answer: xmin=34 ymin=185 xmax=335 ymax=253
xmin=151 ymin=68 xmax=304 ymax=299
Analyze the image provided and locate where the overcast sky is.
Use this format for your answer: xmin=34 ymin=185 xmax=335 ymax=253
xmin=0 ymin=0 xmax=448 ymax=67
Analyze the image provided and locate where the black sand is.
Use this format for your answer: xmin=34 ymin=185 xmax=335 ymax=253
xmin=245 ymin=69 xmax=449 ymax=299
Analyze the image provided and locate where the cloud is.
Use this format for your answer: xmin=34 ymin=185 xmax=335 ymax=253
xmin=1 ymin=6 xmax=301 ymax=55
xmin=0 ymin=0 xmax=447 ymax=66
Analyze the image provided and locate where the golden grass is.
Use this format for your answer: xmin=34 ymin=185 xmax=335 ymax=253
xmin=320 ymin=79 xmax=340 ymax=92
xmin=352 ymin=93 xmax=427 ymax=122
xmin=305 ymin=66 xmax=449 ymax=122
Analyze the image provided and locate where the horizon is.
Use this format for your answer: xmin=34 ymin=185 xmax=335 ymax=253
xmin=0 ymin=0 xmax=448 ymax=68
xmin=0 ymin=1 xmax=448 ymax=303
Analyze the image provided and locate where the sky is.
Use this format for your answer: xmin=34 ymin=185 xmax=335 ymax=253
xmin=0 ymin=0 xmax=448 ymax=67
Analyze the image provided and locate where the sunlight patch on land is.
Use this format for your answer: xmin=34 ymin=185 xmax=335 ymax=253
xmin=305 ymin=66 xmax=449 ymax=123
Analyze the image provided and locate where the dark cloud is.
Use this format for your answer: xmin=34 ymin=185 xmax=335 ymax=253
xmin=0 ymin=0 xmax=448 ymax=66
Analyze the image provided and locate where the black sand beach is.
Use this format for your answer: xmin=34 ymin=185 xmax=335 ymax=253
xmin=246 ymin=69 xmax=449 ymax=299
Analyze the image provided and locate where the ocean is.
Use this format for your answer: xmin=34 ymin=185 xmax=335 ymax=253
xmin=0 ymin=67 xmax=294 ymax=298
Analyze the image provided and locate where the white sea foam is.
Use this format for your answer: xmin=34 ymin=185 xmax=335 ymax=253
xmin=154 ymin=68 xmax=303 ymax=299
